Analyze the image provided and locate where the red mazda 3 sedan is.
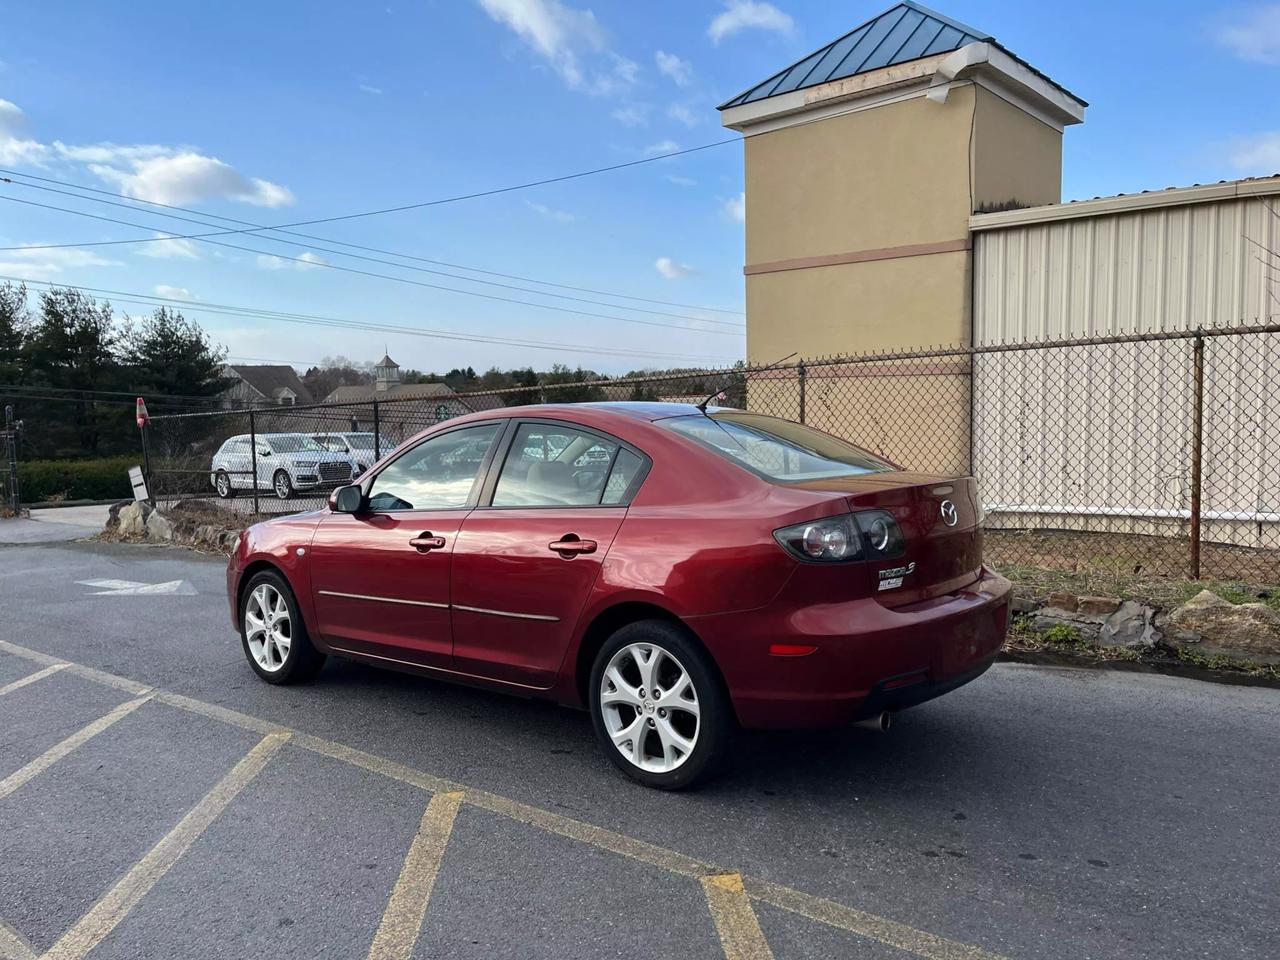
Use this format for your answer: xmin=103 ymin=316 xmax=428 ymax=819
xmin=226 ymin=403 xmax=1011 ymax=789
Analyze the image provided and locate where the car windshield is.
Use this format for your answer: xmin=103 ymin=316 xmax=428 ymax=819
xmin=662 ymin=412 xmax=893 ymax=481
xmin=344 ymin=435 xmax=376 ymax=449
xmin=267 ymin=435 xmax=326 ymax=453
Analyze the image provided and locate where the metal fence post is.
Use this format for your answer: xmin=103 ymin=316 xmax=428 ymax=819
xmin=1189 ymin=329 xmax=1205 ymax=580
xmin=372 ymin=400 xmax=381 ymax=459
xmin=797 ymin=361 xmax=807 ymax=424
xmin=4 ymin=404 xmax=19 ymax=514
xmin=249 ymin=409 xmax=260 ymax=515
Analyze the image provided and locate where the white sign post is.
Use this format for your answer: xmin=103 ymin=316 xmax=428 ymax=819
xmin=128 ymin=465 xmax=149 ymax=503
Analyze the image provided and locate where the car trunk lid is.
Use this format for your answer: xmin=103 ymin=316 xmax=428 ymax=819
xmin=787 ymin=472 xmax=983 ymax=607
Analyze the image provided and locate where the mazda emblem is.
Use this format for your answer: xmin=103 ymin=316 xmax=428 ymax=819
xmin=939 ymin=500 xmax=958 ymax=526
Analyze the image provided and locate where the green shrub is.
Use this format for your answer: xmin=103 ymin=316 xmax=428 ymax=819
xmin=17 ymin=456 xmax=137 ymax=502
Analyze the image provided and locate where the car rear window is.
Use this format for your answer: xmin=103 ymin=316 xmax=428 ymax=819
xmin=662 ymin=412 xmax=893 ymax=481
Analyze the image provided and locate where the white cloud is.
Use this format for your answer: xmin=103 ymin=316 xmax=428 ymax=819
xmin=655 ymin=256 xmax=696 ymax=279
xmin=0 ymin=245 xmax=122 ymax=280
xmin=665 ymin=174 xmax=697 ymax=187
xmin=256 ymin=251 xmax=328 ymax=270
xmin=655 ymin=50 xmax=693 ymax=86
xmin=87 ymin=152 xmax=293 ymax=208
xmin=643 ymin=139 xmax=680 ymax=157
xmin=722 ymin=191 xmax=746 ymax=223
xmin=16 ymin=124 xmax=295 ymax=210
xmin=153 ymin=284 xmax=193 ymax=300
xmin=1228 ymin=130 xmax=1280 ymax=171
xmin=611 ymin=104 xmax=650 ymax=127
xmin=53 ymin=141 xmax=171 ymax=164
xmin=136 ymin=233 xmax=201 ymax=260
xmin=0 ymin=98 xmax=30 ymax=137
xmin=667 ymin=102 xmax=700 ymax=128
xmin=476 ymin=0 xmax=637 ymax=95
xmin=358 ymin=83 xmax=384 ymax=95
xmin=526 ymin=200 xmax=576 ymax=222
xmin=708 ymin=1 xmax=795 ymax=44
xmin=0 ymin=98 xmax=48 ymax=165
xmin=1217 ymin=5 xmax=1280 ymax=64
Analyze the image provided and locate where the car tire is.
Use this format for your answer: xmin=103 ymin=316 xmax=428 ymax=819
xmin=273 ymin=469 xmax=294 ymax=500
xmin=239 ymin=570 xmax=325 ymax=684
xmin=589 ymin=619 xmax=732 ymax=790
xmin=214 ymin=470 xmax=236 ymax=499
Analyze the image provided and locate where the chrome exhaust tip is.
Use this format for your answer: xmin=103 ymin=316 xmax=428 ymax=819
xmin=853 ymin=711 xmax=891 ymax=733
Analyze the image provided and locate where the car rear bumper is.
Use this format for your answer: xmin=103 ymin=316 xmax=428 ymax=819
xmin=691 ymin=566 xmax=1011 ymax=730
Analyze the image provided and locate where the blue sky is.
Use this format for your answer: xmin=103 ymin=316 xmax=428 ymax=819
xmin=0 ymin=1 xmax=1277 ymax=375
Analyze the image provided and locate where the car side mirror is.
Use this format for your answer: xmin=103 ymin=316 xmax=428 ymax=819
xmin=329 ymin=484 xmax=365 ymax=514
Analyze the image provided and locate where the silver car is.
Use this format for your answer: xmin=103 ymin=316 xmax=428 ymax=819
xmin=210 ymin=433 xmax=357 ymax=500
xmin=310 ymin=432 xmax=383 ymax=476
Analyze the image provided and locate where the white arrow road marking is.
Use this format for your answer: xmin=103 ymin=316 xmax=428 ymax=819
xmin=76 ymin=579 xmax=198 ymax=596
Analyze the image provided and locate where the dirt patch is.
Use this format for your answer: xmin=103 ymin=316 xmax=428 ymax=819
xmin=986 ymin=529 xmax=1280 ymax=584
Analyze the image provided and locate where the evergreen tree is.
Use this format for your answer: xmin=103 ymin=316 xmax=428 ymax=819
xmin=121 ymin=307 xmax=232 ymax=399
xmin=0 ymin=283 xmax=29 ymax=384
xmin=22 ymin=288 xmax=123 ymax=455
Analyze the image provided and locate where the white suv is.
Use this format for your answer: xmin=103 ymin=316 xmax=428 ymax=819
xmin=310 ymin=432 xmax=383 ymax=476
xmin=210 ymin=433 xmax=357 ymax=500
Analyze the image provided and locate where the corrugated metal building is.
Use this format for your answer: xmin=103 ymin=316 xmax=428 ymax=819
xmin=972 ymin=178 xmax=1279 ymax=342
xmin=970 ymin=176 xmax=1280 ymax=547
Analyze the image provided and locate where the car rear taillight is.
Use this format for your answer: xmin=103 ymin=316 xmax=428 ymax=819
xmin=773 ymin=511 xmax=905 ymax=563
xmin=854 ymin=510 xmax=906 ymax=560
xmin=774 ymin=515 xmax=860 ymax=562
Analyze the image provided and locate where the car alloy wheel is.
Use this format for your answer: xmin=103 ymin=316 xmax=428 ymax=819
xmin=600 ymin=641 xmax=701 ymax=774
xmin=273 ymin=470 xmax=293 ymax=500
xmin=215 ymin=471 xmax=232 ymax=498
xmin=244 ymin=582 xmax=291 ymax=673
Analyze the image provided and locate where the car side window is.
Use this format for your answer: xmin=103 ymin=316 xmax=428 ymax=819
xmin=601 ymin=448 xmax=645 ymax=505
xmin=366 ymin=423 xmax=501 ymax=512
xmin=492 ymin=423 xmax=623 ymax=507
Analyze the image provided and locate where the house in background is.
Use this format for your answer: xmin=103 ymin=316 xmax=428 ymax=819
xmin=219 ymin=364 xmax=314 ymax=408
xmin=322 ymin=354 xmax=502 ymax=446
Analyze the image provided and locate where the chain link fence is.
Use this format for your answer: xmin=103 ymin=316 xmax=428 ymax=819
xmin=144 ymin=325 xmax=1280 ymax=584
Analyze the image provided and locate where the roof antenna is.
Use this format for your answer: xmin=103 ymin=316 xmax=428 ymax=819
xmin=695 ymin=352 xmax=797 ymax=413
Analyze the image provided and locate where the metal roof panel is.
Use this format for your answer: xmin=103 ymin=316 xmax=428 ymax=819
xmin=719 ymin=1 xmax=993 ymax=110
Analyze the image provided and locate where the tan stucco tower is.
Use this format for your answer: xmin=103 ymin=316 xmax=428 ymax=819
xmin=719 ymin=2 xmax=1086 ymax=364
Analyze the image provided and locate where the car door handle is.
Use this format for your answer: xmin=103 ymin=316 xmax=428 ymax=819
xmin=410 ymin=534 xmax=446 ymax=552
xmin=549 ymin=536 xmax=597 ymax=556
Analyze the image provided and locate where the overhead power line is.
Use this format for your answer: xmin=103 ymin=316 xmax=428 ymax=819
xmin=10 ymin=138 xmax=739 ymax=231
xmin=0 ymin=274 xmax=741 ymax=365
xmin=0 ymin=168 xmax=746 ymax=317
xmin=0 ymin=194 xmax=743 ymax=338
xmin=0 ymin=176 xmax=744 ymax=328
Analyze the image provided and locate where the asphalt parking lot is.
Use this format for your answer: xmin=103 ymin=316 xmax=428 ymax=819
xmin=1 ymin=534 xmax=1277 ymax=959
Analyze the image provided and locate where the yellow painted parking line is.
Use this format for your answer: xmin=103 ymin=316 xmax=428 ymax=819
xmin=295 ymin=733 xmax=716 ymax=878
xmin=41 ymin=731 xmax=289 ymax=960
xmin=0 ymin=639 xmax=1007 ymax=960
xmin=151 ymin=689 xmax=286 ymax=736
xmin=367 ymin=791 xmax=464 ymax=960
xmin=0 ymin=919 xmax=37 ymax=960
xmin=746 ymin=876 xmax=1004 ymax=960
xmin=464 ymin=786 xmax=716 ymax=879
xmin=702 ymin=873 xmax=775 ymax=960
xmin=0 ymin=695 xmax=152 ymax=802
xmin=0 ymin=664 xmax=66 ymax=697
xmin=0 ymin=641 xmax=149 ymax=698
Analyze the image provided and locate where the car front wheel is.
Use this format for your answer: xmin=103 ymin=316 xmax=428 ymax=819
xmin=273 ymin=469 xmax=294 ymax=500
xmin=240 ymin=571 xmax=325 ymax=684
xmin=589 ymin=620 xmax=731 ymax=790
xmin=214 ymin=470 xmax=235 ymax=499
